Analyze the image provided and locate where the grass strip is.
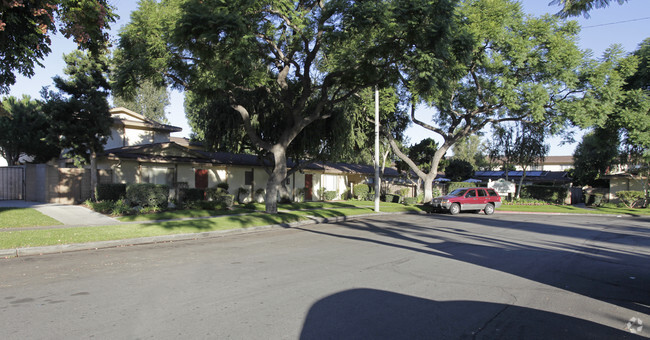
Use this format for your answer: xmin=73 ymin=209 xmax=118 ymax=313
xmin=116 ymin=207 xmax=253 ymax=222
xmin=0 ymin=205 xmax=425 ymax=249
xmin=0 ymin=208 xmax=61 ymax=228
xmin=498 ymin=204 xmax=650 ymax=215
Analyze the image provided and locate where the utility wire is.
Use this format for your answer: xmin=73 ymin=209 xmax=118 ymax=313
xmin=582 ymin=16 xmax=650 ymax=29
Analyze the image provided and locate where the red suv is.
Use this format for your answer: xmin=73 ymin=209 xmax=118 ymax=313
xmin=430 ymin=188 xmax=502 ymax=215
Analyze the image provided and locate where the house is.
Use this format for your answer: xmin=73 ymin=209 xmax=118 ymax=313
xmin=11 ymin=107 xmax=405 ymax=204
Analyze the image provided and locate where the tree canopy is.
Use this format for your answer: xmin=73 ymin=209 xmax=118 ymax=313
xmin=114 ymin=0 xmax=459 ymax=213
xmin=113 ymin=79 xmax=170 ymax=123
xmin=0 ymin=0 xmax=116 ymax=94
xmin=42 ymin=50 xmax=112 ymax=164
xmin=549 ymin=0 xmax=628 ymax=18
xmin=0 ymin=95 xmax=60 ymax=165
xmin=390 ymin=0 xmax=629 ymax=202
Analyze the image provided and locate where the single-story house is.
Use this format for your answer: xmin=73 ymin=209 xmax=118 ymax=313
xmin=9 ymin=107 xmax=407 ymax=204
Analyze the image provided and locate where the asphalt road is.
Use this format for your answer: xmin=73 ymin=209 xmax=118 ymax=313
xmin=1 ymin=213 xmax=649 ymax=339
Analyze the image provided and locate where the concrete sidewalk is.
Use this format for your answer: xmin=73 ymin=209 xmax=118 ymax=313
xmin=0 ymin=200 xmax=120 ymax=226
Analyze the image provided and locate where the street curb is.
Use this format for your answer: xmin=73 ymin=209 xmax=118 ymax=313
xmin=1 ymin=212 xmax=407 ymax=258
xmin=2 ymin=209 xmax=642 ymax=258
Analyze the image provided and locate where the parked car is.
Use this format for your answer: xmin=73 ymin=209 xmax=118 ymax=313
xmin=430 ymin=187 xmax=502 ymax=215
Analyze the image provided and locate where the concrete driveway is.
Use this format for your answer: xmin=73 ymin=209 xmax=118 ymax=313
xmin=0 ymin=200 xmax=120 ymax=226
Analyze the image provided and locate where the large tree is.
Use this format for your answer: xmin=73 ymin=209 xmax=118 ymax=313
xmin=572 ymin=127 xmax=619 ymax=187
xmin=42 ymin=50 xmax=112 ymax=199
xmin=0 ymin=0 xmax=116 ymax=93
xmin=389 ymin=0 xmax=628 ymax=202
xmin=114 ymin=0 xmax=458 ymax=213
xmin=112 ymin=79 xmax=170 ymax=123
xmin=0 ymin=95 xmax=60 ymax=165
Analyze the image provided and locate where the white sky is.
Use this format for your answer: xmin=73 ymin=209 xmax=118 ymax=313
xmin=5 ymin=0 xmax=650 ymax=156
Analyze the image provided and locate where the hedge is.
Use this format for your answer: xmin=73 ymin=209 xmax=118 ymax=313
xmin=126 ymin=183 xmax=169 ymax=208
xmin=616 ymin=191 xmax=645 ymax=208
xmin=403 ymin=197 xmax=418 ymax=205
xmin=353 ymin=184 xmax=371 ymax=200
xmin=521 ymin=185 xmax=568 ymax=204
xmin=95 ymin=183 xmax=126 ymax=201
xmin=181 ymin=188 xmax=205 ymax=201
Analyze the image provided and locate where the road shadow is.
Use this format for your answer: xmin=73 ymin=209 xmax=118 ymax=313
xmin=300 ymin=288 xmax=643 ymax=339
xmin=297 ymin=214 xmax=650 ymax=317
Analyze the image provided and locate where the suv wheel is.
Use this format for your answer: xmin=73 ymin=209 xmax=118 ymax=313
xmin=484 ymin=203 xmax=495 ymax=215
xmin=449 ymin=203 xmax=460 ymax=215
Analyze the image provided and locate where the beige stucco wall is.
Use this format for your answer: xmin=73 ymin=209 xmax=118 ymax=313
xmin=105 ymin=128 xmax=124 ymax=149
xmin=610 ymin=177 xmax=647 ymax=201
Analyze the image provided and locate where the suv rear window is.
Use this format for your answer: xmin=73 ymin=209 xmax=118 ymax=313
xmin=487 ymin=189 xmax=499 ymax=197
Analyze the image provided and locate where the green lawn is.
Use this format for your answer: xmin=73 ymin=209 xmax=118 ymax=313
xmin=0 ymin=204 xmax=424 ymax=249
xmin=4 ymin=201 xmax=646 ymax=250
xmin=0 ymin=208 xmax=61 ymax=228
xmin=497 ymin=204 xmax=650 ymax=216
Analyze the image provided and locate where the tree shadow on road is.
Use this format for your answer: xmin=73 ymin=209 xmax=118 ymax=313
xmin=296 ymin=214 xmax=650 ymax=318
xmin=299 ymin=288 xmax=643 ymax=339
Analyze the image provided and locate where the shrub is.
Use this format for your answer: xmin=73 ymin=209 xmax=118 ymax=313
xmin=403 ymin=197 xmax=418 ymax=205
xmin=86 ymin=200 xmax=114 ymax=214
xmin=181 ymin=188 xmax=205 ymax=201
xmin=216 ymin=182 xmax=229 ymax=191
xmin=237 ymin=187 xmax=251 ymax=204
xmin=111 ymin=199 xmax=132 ymax=215
xmin=447 ymin=182 xmax=476 ymax=193
xmin=384 ymin=194 xmax=400 ymax=203
xmin=521 ymin=185 xmax=568 ymax=204
xmin=340 ymin=190 xmax=349 ymax=200
xmin=586 ymin=193 xmax=604 ymax=206
xmin=255 ymin=188 xmax=266 ymax=202
xmin=617 ymin=191 xmax=645 ymax=208
xmin=95 ymin=183 xmax=126 ymax=201
xmin=323 ymin=191 xmax=338 ymax=201
xmin=399 ymin=188 xmax=410 ymax=197
xmin=353 ymin=183 xmax=370 ymax=200
xmin=294 ymin=188 xmax=306 ymax=202
xmin=126 ymin=183 xmax=169 ymax=208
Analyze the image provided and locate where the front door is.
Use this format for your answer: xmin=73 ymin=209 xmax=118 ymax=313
xmin=195 ymin=169 xmax=208 ymax=190
xmin=305 ymin=174 xmax=313 ymax=201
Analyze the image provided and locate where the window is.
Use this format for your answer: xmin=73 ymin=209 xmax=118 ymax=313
xmin=477 ymin=189 xmax=487 ymax=197
xmin=141 ymin=166 xmax=174 ymax=185
xmin=244 ymin=171 xmax=253 ymax=185
xmin=323 ymin=175 xmax=338 ymax=191
xmin=465 ymin=189 xmax=476 ymax=198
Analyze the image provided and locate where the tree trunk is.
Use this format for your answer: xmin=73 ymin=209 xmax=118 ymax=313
xmin=265 ymin=146 xmax=288 ymax=214
xmin=90 ymin=151 xmax=98 ymax=201
xmin=516 ymin=167 xmax=527 ymax=199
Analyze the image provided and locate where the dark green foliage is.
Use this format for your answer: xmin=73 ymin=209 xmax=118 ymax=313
xmin=398 ymin=138 xmax=439 ymax=173
xmin=447 ymin=182 xmax=477 ymax=193
xmin=126 ymin=183 xmax=169 ymax=208
xmin=0 ymin=95 xmax=60 ymax=165
xmin=0 ymin=0 xmax=116 ymax=93
xmin=444 ymin=159 xmax=475 ymax=182
xmin=216 ymin=182 xmax=229 ymax=191
xmin=181 ymin=188 xmax=205 ymax=201
xmin=520 ymin=186 xmax=569 ymax=204
xmin=353 ymin=184 xmax=371 ymax=200
xmin=95 ymin=183 xmax=126 ymax=202
xmin=384 ymin=194 xmax=401 ymax=203
xmin=572 ymin=128 xmax=619 ymax=186
xmin=86 ymin=200 xmax=114 ymax=214
xmin=42 ymin=50 xmax=112 ymax=164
